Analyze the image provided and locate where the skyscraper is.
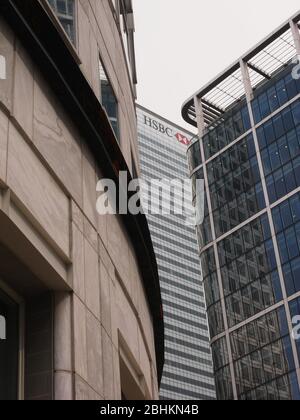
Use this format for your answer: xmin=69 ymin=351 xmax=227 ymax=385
xmin=182 ymin=12 xmax=300 ymax=400
xmin=137 ymin=105 xmax=216 ymax=400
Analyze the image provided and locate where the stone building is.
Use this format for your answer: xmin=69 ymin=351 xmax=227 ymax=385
xmin=0 ymin=0 xmax=164 ymax=400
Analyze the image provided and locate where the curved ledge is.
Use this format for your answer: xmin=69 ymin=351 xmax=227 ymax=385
xmin=181 ymin=98 xmax=198 ymax=128
xmin=0 ymin=0 xmax=164 ymax=382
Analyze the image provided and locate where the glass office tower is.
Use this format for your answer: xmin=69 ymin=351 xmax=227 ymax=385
xmin=137 ymin=105 xmax=216 ymax=400
xmin=182 ymin=13 xmax=300 ymax=400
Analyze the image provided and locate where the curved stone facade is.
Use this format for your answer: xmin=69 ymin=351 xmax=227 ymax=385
xmin=0 ymin=0 xmax=163 ymax=400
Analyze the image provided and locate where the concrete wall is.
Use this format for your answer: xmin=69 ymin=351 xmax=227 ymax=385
xmin=0 ymin=0 xmax=158 ymax=400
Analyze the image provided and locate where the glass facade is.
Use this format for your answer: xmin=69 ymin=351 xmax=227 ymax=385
xmin=137 ymin=106 xmax=216 ymax=400
xmin=207 ymin=133 xmax=265 ymax=237
xmin=273 ymin=192 xmax=300 ymax=297
xmin=202 ymin=105 xmax=251 ymax=160
xmin=188 ymin=62 xmax=300 ymax=399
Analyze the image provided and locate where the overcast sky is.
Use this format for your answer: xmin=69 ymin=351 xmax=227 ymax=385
xmin=133 ymin=0 xmax=300 ymax=132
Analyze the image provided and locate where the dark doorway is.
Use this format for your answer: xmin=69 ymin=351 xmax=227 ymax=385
xmin=0 ymin=288 xmax=19 ymax=400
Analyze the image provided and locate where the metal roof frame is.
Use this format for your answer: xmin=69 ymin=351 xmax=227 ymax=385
xmin=182 ymin=11 xmax=300 ymax=129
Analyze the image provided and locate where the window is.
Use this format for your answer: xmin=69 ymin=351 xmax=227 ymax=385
xmin=48 ymin=0 xmax=76 ymax=45
xmin=207 ymin=135 xmax=265 ymax=238
xmin=187 ymin=140 xmax=201 ymax=172
xmin=99 ymin=59 xmax=119 ymax=141
xmin=273 ymin=193 xmax=300 ymax=297
xmin=217 ymin=215 xmax=283 ymax=328
xmin=229 ymin=308 xmax=300 ymax=400
xmin=251 ymin=66 xmax=300 ymax=124
xmin=258 ymin=102 xmax=300 ymax=204
xmin=0 ymin=287 xmax=21 ymax=400
xmin=203 ymin=105 xmax=251 ymax=159
xmin=119 ymin=338 xmax=150 ymax=400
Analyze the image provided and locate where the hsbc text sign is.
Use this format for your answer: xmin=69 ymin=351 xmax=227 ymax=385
xmin=144 ymin=115 xmax=190 ymax=146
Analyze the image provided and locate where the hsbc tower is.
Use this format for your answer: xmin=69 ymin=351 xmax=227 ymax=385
xmin=137 ymin=105 xmax=216 ymax=400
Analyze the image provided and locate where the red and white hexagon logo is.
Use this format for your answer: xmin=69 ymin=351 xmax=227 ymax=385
xmin=175 ymin=133 xmax=190 ymax=146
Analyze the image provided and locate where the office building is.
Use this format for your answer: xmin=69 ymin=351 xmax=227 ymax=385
xmin=137 ymin=105 xmax=216 ymax=400
xmin=0 ymin=0 xmax=163 ymax=400
xmin=182 ymin=12 xmax=300 ymax=400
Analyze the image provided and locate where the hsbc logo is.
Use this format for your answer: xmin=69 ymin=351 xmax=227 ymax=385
xmin=143 ymin=115 xmax=191 ymax=146
xmin=175 ymin=133 xmax=190 ymax=146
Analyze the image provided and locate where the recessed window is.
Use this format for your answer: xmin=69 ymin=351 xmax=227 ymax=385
xmin=48 ymin=0 xmax=76 ymax=45
xmin=99 ymin=59 xmax=120 ymax=141
xmin=0 ymin=288 xmax=19 ymax=400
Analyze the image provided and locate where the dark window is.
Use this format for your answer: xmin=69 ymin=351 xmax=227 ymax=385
xmin=230 ymin=308 xmax=299 ymax=400
xmin=214 ymin=365 xmax=234 ymax=400
xmin=99 ymin=59 xmax=119 ymax=141
xmin=48 ymin=0 xmax=76 ymax=44
xmin=187 ymin=140 xmax=201 ymax=171
xmin=218 ymin=215 xmax=282 ymax=327
xmin=203 ymin=106 xmax=250 ymax=159
xmin=259 ymin=101 xmax=300 ymax=203
xmin=252 ymin=65 xmax=300 ymax=124
xmin=208 ymin=135 xmax=265 ymax=238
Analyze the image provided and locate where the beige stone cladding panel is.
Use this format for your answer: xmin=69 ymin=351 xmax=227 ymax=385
xmin=0 ymin=109 xmax=8 ymax=184
xmin=130 ymin=245 xmax=156 ymax=365
xmin=109 ymin=271 xmax=156 ymax=398
xmin=99 ymin=259 xmax=112 ymax=338
xmin=33 ymin=71 xmax=83 ymax=208
xmin=74 ymin=374 xmax=103 ymax=400
xmin=12 ymin=40 xmax=34 ymax=139
xmin=71 ymin=221 xmax=85 ymax=301
xmin=73 ymin=292 xmax=104 ymax=399
xmin=54 ymin=292 xmax=73 ymax=400
xmin=54 ymin=372 xmax=73 ymax=400
xmin=77 ymin=1 xmax=93 ymax=85
xmin=7 ymin=123 xmax=70 ymax=256
xmin=106 ymin=214 xmax=130 ymax=291
xmin=84 ymin=236 xmax=100 ymax=320
xmin=86 ymin=310 xmax=104 ymax=397
xmin=102 ymin=326 xmax=115 ymax=400
xmin=73 ymin=295 xmax=88 ymax=383
xmin=82 ymin=144 xmax=97 ymax=228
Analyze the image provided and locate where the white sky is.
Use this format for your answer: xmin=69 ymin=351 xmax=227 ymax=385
xmin=133 ymin=0 xmax=300 ymax=132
